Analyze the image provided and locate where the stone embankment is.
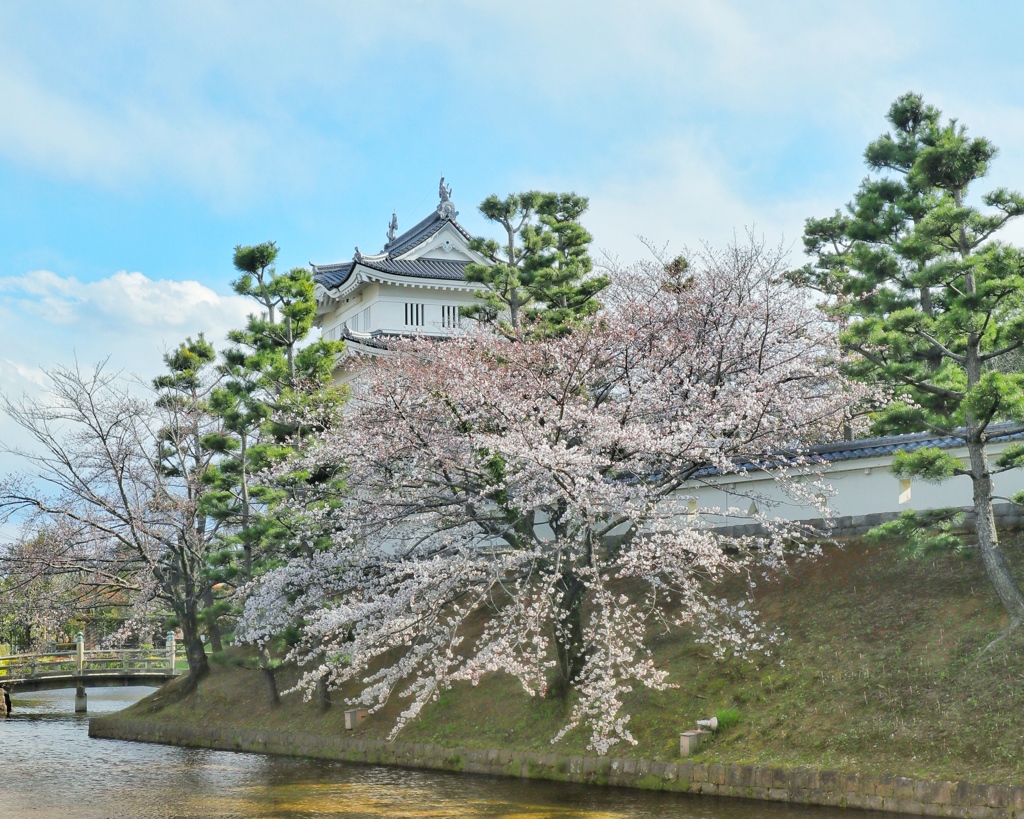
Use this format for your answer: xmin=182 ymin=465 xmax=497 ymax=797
xmin=90 ymin=716 xmax=1024 ymax=817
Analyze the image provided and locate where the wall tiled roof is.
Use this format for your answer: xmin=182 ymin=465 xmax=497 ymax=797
xmin=691 ymin=422 xmax=1024 ymax=480
xmin=806 ymin=422 xmax=1024 ymax=463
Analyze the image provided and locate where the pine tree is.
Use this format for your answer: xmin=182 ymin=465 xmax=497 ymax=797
xmin=464 ymin=192 xmax=609 ymax=337
xmin=203 ymin=242 xmax=344 ymax=585
xmin=804 ymin=93 xmax=1024 ymax=622
xmin=196 ymin=242 xmax=345 ymax=700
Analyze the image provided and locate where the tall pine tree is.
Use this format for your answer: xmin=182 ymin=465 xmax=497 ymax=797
xmin=203 ymin=241 xmax=344 ymax=584
xmin=803 ymin=93 xmax=1024 ymax=622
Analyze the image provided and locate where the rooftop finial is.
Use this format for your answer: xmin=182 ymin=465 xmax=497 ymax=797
xmin=437 ymin=175 xmax=457 ymax=220
xmin=387 ymin=211 xmax=398 ymax=244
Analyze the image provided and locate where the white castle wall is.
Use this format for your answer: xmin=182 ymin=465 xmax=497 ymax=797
xmin=680 ymin=439 xmax=1024 ymax=528
xmin=321 ymin=282 xmax=482 ymax=339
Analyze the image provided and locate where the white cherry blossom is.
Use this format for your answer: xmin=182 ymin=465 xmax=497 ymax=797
xmin=239 ymin=240 xmax=872 ymax=754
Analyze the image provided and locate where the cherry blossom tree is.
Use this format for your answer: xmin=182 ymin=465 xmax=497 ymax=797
xmin=239 ymin=238 xmax=869 ymax=754
xmin=0 ymin=527 xmax=102 ymax=649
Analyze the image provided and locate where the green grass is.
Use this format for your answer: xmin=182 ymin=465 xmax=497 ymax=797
xmin=118 ymin=532 xmax=1024 ymax=784
xmin=715 ymin=708 xmax=741 ymax=729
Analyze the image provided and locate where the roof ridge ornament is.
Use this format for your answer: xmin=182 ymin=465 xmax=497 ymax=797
xmin=437 ymin=175 xmax=457 ymax=221
xmin=387 ymin=211 xmax=398 ymax=245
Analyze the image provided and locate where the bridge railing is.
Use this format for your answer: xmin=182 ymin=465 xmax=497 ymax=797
xmin=0 ymin=632 xmax=180 ymax=680
xmin=0 ymin=651 xmax=79 ymax=679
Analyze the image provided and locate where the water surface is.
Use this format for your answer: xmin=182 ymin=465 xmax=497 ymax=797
xmin=0 ymin=687 xmax=883 ymax=818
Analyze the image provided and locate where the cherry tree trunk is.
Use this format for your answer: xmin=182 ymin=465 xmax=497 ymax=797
xmin=261 ymin=648 xmax=280 ymax=708
xmin=550 ymin=570 xmax=587 ymax=701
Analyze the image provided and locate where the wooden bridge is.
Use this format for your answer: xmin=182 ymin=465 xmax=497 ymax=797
xmin=0 ymin=632 xmax=182 ymax=711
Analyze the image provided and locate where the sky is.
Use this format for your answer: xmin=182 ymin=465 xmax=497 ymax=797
xmin=2 ymin=1 xmax=1024 ymax=532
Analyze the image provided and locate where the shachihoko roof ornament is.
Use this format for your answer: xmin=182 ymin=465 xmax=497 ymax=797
xmin=437 ymin=175 xmax=457 ymax=220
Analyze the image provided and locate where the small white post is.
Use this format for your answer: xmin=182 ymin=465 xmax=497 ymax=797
xmin=75 ymin=631 xmax=84 ymax=674
xmin=166 ymin=631 xmax=176 ymax=673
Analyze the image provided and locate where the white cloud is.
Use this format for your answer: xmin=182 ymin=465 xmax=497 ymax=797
xmin=0 ymin=270 xmax=246 ymax=328
xmin=583 ymin=136 xmax=768 ymax=259
xmin=0 ymin=267 xmax=254 ymax=495
xmin=0 ymin=1 xmax=934 ymax=212
xmin=547 ymin=133 xmax=834 ymax=268
xmin=0 ymin=269 xmax=252 ymax=392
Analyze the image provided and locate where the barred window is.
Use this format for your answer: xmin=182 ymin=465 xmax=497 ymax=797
xmin=441 ymin=305 xmax=460 ymax=329
xmin=404 ymin=303 xmax=425 ymax=326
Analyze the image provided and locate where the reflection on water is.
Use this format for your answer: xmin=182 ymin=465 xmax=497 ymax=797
xmin=0 ymin=687 xmax=879 ymax=819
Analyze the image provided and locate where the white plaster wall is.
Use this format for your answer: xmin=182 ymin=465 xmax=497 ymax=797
xmin=321 ymin=283 xmax=483 ymax=339
xmin=371 ymin=283 xmax=481 ymax=336
xmin=414 ymin=226 xmax=476 ymax=262
xmin=678 ymin=440 xmax=1024 ymax=526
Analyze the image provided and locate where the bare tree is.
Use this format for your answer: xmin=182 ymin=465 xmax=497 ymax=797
xmin=0 ymin=342 xmax=224 ymax=687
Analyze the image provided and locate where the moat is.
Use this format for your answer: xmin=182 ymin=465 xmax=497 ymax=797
xmin=0 ymin=686 xmax=890 ymax=819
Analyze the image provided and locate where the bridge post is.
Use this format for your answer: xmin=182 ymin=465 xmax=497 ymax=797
xmin=75 ymin=632 xmax=87 ymax=712
xmin=166 ymin=631 xmax=176 ymax=673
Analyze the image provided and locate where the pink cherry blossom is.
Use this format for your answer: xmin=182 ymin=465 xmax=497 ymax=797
xmin=238 ymin=239 xmax=874 ymax=754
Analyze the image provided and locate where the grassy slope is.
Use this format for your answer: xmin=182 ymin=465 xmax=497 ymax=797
xmin=122 ymin=533 xmax=1024 ymax=784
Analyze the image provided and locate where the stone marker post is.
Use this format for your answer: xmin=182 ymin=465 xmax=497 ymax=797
xmin=75 ymin=631 xmax=84 ymax=673
xmin=679 ymin=729 xmax=710 ymax=756
xmin=166 ymin=631 xmax=176 ymax=673
xmin=344 ymin=708 xmax=368 ymax=730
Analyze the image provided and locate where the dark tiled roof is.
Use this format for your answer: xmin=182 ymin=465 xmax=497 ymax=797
xmin=314 ymin=256 xmax=470 ymax=291
xmin=384 ymin=211 xmax=444 ymax=255
xmin=692 ymin=421 xmax=1024 ymax=479
xmin=339 ymin=327 xmax=394 ymax=350
xmin=384 ymin=209 xmax=474 ymax=256
xmin=313 ymin=262 xmax=354 ymax=288
xmin=361 ymin=257 xmax=470 ymax=280
xmin=314 ymin=205 xmax=476 ymax=293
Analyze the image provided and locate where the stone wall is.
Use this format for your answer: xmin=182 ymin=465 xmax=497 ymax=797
xmin=89 ymin=716 xmax=1024 ymax=817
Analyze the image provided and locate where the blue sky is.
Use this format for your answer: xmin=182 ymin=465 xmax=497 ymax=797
xmin=2 ymin=2 xmax=1024 ymax=408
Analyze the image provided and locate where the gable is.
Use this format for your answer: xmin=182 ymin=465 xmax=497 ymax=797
xmin=313 ymin=179 xmax=488 ymax=299
xmin=406 ymin=223 xmax=479 ymax=263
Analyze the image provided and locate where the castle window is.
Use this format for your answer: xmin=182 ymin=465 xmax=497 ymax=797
xmin=405 ymin=303 xmax=425 ymax=327
xmin=442 ymin=305 xmax=460 ymax=329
